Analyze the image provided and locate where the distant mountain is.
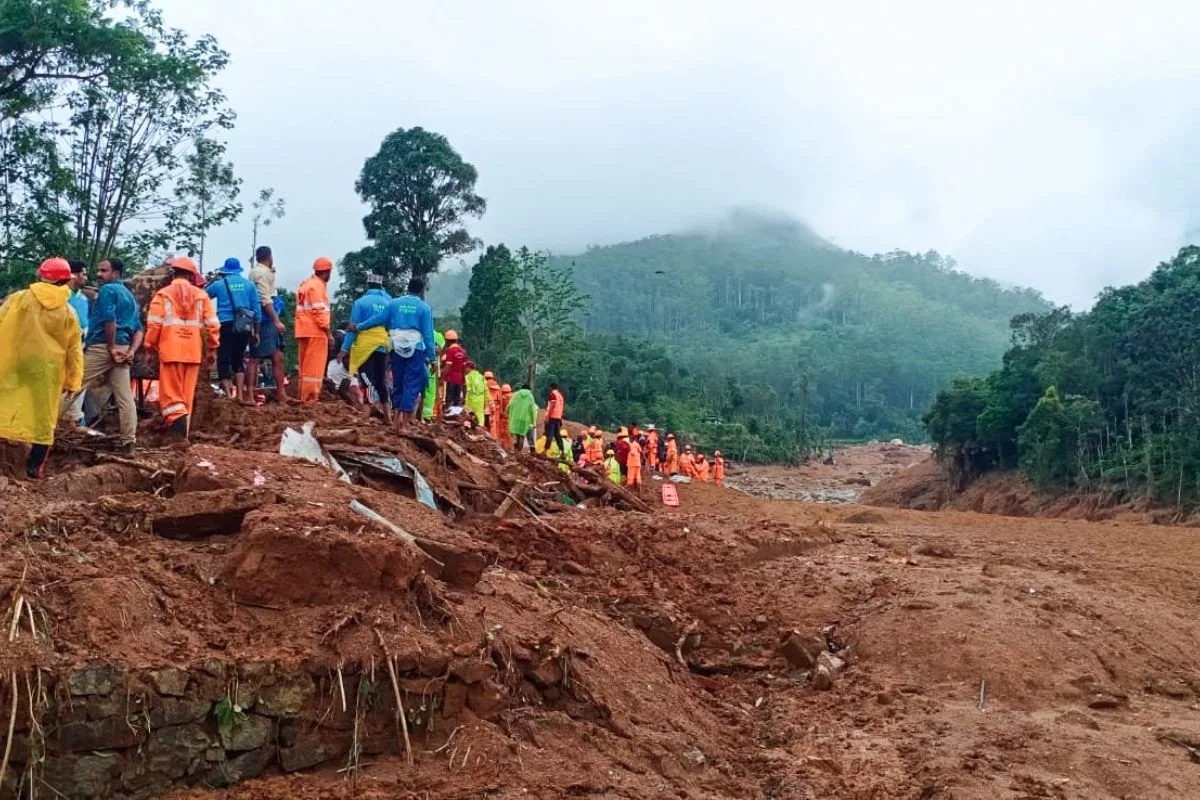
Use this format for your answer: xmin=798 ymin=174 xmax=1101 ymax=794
xmin=430 ymin=209 xmax=1052 ymax=440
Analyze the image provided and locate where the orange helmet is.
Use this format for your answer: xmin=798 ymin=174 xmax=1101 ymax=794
xmin=169 ymin=256 xmax=200 ymax=275
xmin=667 ymin=433 xmax=675 ymax=440
xmin=484 ymin=371 xmax=494 ymax=379
xmin=714 ymin=450 xmax=722 ymax=456
xmin=313 ymin=256 xmax=333 ymax=272
xmin=502 ymin=384 xmax=512 ymax=392
xmin=37 ymin=257 xmax=71 ymax=282
xmin=445 ymin=330 xmax=459 ymax=342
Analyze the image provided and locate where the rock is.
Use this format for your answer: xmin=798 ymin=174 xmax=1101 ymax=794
xmin=204 ymin=745 xmax=276 ymax=788
xmin=136 ymin=724 xmax=213 ymax=782
xmin=147 ymin=668 xmax=191 ymax=697
xmin=67 ymin=666 xmax=121 ymax=696
xmin=450 ymin=657 xmax=495 ymax=685
xmin=257 ymin=674 xmax=314 ymax=717
xmin=779 ymin=631 xmax=821 ymax=670
xmin=147 ymin=698 xmax=211 ymax=728
xmin=1087 ymin=693 xmax=1126 ymax=710
xmin=201 ymin=659 xmax=227 ymax=679
xmin=206 ymin=747 xmax=226 ymax=763
xmin=915 ymin=542 xmax=955 ymax=558
xmin=414 ymin=537 xmax=490 ymax=589
xmin=812 ymin=664 xmax=835 ymax=691
xmin=83 ymin=692 xmax=130 ymax=721
xmin=56 ymin=717 xmax=146 ymax=752
xmin=1145 ymin=676 xmax=1194 ymax=699
xmin=238 ymin=662 xmax=276 ymax=683
xmin=562 ymin=560 xmax=590 ymax=575
xmin=442 ymin=682 xmax=468 ymax=717
xmin=150 ymin=486 xmax=277 ymax=539
xmin=280 ymin=737 xmax=349 ymax=773
xmin=467 ymin=679 xmax=509 ymax=719
xmin=528 ymin=658 xmax=564 ymax=688
xmin=219 ymin=713 xmax=275 ymax=752
xmin=682 ymin=747 xmax=707 ymax=769
xmin=819 ymin=651 xmax=846 ymax=674
xmin=42 ymin=752 xmax=120 ymax=798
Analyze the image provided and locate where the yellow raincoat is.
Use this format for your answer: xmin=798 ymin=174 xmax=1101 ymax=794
xmin=465 ymin=368 xmax=488 ymax=425
xmin=348 ymin=326 xmax=389 ymax=374
xmin=0 ymin=282 xmax=83 ymax=445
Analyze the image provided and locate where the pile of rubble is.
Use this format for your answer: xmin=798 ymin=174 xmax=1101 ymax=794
xmin=0 ymin=393 xmax=848 ymax=799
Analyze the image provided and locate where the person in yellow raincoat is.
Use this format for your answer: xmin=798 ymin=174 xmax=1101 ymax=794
xmin=464 ymin=360 xmax=488 ymax=426
xmin=340 ymin=273 xmax=392 ymax=420
xmin=423 ymin=331 xmax=445 ymax=422
xmin=0 ymin=258 xmax=84 ymax=478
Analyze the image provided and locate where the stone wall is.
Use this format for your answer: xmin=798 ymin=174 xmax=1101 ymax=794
xmin=1 ymin=650 xmax=556 ymax=799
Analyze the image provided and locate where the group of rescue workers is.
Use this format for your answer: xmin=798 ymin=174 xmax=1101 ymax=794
xmin=0 ymin=249 xmax=726 ymax=489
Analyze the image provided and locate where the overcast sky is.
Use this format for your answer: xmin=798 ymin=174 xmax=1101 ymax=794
xmin=156 ymin=0 xmax=1200 ymax=308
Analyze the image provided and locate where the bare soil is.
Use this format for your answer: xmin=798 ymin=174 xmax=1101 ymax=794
xmin=3 ymin=426 xmax=1199 ymax=799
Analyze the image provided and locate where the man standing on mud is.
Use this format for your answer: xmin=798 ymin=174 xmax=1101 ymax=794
xmin=246 ymin=246 xmax=289 ymax=404
xmin=79 ymin=258 xmax=143 ymax=452
xmin=350 ymin=276 xmax=436 ymax=428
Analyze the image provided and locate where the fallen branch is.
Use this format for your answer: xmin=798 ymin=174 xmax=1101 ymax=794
xmin=93 ymin=452 xmax=177 ymax=477
xmin=349 ymin=500 xmax=444 ymax=571
xmin=385 ymin=656 xmax=414 ymax=767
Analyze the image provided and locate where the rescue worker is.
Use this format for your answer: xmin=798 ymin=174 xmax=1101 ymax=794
xmin=679 ymin=445 xmax=696 ymax=478
xmin=614 ymin=427 xmax=631 ymax=479
xmin=626 ymin=434 xmax=643 ymax=490
xmin=545 ymin=383 xmax=567 ymax=457
xmin=350 ymin=276 xmax=436 ymax=428
xmin=484 ymin=370 xmax=501 ymax=434
xmin=498 ymin=384 xmax=514 ymax=448
xmin=664 ymin=433 xmax=679 ymax=475
xmin=464 ymin=360 xmax=488 ymax=425
xmin=295 ymin=257 xmax=334 ymax=405
xmin=441 ymin=330 xmax=468 ymax=407
xmin=340 ymin=273 xmax=392 ymax=420
xmin=423 ymin=331 xmax=445 ymax=422
xmin=207 ymin=257 xmax=261 ymax=404
xmin=646 ymin=425 xmax=660 ymax=473
xmin=507 ymin=383 xmax=537 ymax=452
xmin=584 ymin=426 xmax=604 ymax=466
xmin=603 ymin=448 xmax=622 ymax=485
xmin=144 ymin=257 xmax=220 ymax=439
xmin=713 ymin=450 xmax=726 ymax=485
xmin=571 ymin=433 xmax=586 ymax=464
xmin=695 ymin=452 xmax=711 ymax=482
xmin=0 ymin=258 xmax=84 ymax=478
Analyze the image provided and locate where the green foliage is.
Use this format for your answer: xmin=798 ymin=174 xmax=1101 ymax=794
xmin=927 ymin=246 xmax=1200 ymax=506
xmin=248 ymin=187 xmax=285 ymax=260
xmin=350 ymin=127 xmax=485 ymax=283
xmin=512 ymin=248 xmax=588 ymax=387
xmin=460 ymin=245 xmax=521 ymax=367
xmin=166 ymin=136 xmax=242 ymax=269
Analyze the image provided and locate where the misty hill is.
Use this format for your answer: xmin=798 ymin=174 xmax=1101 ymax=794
xmin=548 ymin=211 xmax=1051 ymax=439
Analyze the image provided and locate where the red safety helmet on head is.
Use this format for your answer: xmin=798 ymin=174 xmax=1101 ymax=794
xmin=313 ymin=256 xmax=333 ymax=273
xmin=169 ymin=256 xmax=200 ymax=275
xmin=37 ymin=257 xmax=72 ymax=282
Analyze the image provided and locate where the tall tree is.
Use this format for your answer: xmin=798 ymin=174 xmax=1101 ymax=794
xmin=460 ymin=244 xmax=521 ymax=364
xmin=511 ymin=247 xmax=587 ymax=387
xmin=64 ymin=13 xmax=231 ymax=265
xmin=165 ymin=136 xmax=241 ymax=269
xmin=351 ymin=127 xmax=485 ymax=284
xmin=248 ymin=186 xmax=285 ymax=258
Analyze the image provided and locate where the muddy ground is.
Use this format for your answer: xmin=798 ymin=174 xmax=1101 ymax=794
xmin=727 ymin=442 xmax=930 ymax=503
xmin=2 ymin=425 xmax=1199 ymax=799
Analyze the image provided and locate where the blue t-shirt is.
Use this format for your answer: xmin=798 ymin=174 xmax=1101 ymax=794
xmin=68 ymin=290 xmax=90 ymax=337
xmin=206 ymin=273 xmax=263 ymax=325
xmin=357 ymin=293 xmax=436 ymax=358
xmin=85 ymin=281 xmax=142 ymax=347
xmin=341 ymin=288 xmax=392 ymax=353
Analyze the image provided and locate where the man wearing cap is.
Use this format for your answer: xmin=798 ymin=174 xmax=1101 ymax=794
xmin=646 ymin=425 xmax=660 ymax=473
xmin=207 ymin=257 xmax=262 ymax=403
xmin=295 ymin=257 xmax=334 ymax=404
xmin=79 ymin=257 xmax=143 ymax=452
xmin=713 ymin=450 xmax=726 ymax=485
xmin=144 ymin=257 xmax=220 ymax=439
xmin=441 ymin=330 xmax=468 ymax=407
xmin=614 ymin=428 xmax=631 ymax=479
xmin=0 ymin=258 xmax=84 ymax=477
xmin=340 ymin=273 xmax=391 ymax=419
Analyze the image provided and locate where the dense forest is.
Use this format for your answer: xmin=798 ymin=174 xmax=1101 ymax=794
xmin=925 ymin=246 xmax=1200 ymax=507
xmin=434 ymin=211 xmax=1050 ymax=461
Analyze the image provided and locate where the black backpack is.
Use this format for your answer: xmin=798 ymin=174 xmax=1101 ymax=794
xmin=222 ymin=276 xmax=256 ymax=335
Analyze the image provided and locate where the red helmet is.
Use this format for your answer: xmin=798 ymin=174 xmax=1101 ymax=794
xmin=313 ymin=256 xmax=333 ymax=272
xmin=169 ymin=256 xmax=200 ymax=275
xmin=37 ymin=257 xmax=72 ymax=282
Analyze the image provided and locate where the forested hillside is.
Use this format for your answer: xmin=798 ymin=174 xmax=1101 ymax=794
xmin=552 ymin=211 xmax=1049 ymax=441
xmin=439 ymin=211 xmax=1049 ymax=460
xmin=925 ymin=245 xmax=1200 ymax=508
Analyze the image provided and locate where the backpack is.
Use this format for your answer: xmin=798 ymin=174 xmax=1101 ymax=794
xmin=222 ymin=276 xmax=256 ymax=335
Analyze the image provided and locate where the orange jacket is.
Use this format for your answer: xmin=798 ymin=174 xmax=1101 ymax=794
xmin=585 ymin=436 xmax=604 ymax=466
xmin=547 ymin=388 xmax=565 ymax=420
xmin=146 ymin=279 xmax=219 ymax=365
xmin=664 ymin=440 xmax=679 ymax=473
xmin=679 ymin=453 xmax=695 ymax=478
xmin=646 ymin=431 xmax=659 ymax=462
xmin=295 ymin=276 xmax=331 ymax=338
xmin=713 ymin=457 xmax=726 ymax=483
xmin=695 ymin=457 xmax=711 ymax=482
xmin=627 ymin=439 xmax=642 ymax=469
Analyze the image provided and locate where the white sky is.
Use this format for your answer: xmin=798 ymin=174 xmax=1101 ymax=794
xmin=156 ymin=0 xmax=1200 ymax=308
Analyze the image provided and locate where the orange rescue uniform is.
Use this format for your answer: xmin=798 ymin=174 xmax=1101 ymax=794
xmin=626 ymin=439 xmax=643 ymax=488
xmin=646 ymin=431 xmax=660 ymax=470
xmin=146 ymin=278 xmax=219 ymax=430
xmin=664 ymin=439 xmax=679 ymax=474
xmin=547 ymin=388 xmax=564 ymax=420
xmin=498 ymin=387 xmax=513 ymax=448
xmin=585 ymin=435 xmax=604 ymax=466
xmin=713 ymin=456 xmax=726 ymax=485
xmin=679 ymin=452 xmax=696 ymax=479
xmin=695 ymin=457 xmax=711 ymax=483
xmin=295 ymin=275 xmax=331 ymax=404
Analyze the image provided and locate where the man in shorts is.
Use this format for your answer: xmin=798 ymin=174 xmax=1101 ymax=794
xmin=245 ymin=245 xmax=291 ymax=404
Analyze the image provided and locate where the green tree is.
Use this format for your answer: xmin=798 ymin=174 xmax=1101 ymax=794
xmin=166 ymin=136 xmax=241 ymax=269
xmin=460 ymin=244 xmax=521 ymax=365
xmin=248 ymin=186 xmax=285 ymax=260
xmin=512 ymin=247 xmax=587 ymax=387
xmin=350 ymin=127 xmax=485 ymax=285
